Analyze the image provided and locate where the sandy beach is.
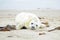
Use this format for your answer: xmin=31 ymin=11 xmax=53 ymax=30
xmin=0 ymin=9 xmax=60 ymax=40
xmin=0 ymin=30 xmax=60 ymax=40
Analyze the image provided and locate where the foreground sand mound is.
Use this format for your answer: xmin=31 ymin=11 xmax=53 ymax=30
xmin=0 ymin=30 xmax=60 ymax=40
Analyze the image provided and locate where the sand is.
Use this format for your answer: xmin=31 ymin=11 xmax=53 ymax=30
xmin=0 ymin=9 xmax=60 ymax=40
xmin=0 ymin=30 xmax=60 ymax=40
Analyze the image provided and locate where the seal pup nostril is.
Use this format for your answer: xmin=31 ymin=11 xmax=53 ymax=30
xmin=32 ymin=26 xmax=35 ymax=28
xmin=31 ymin=26 xmax=35 ymax=30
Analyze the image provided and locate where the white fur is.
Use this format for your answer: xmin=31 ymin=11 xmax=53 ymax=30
xmin=15 ymin=12 xmax=41 ymax=30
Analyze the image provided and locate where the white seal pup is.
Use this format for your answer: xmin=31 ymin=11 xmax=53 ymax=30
xmin=15 ymin=12 xmax=41 ymax=30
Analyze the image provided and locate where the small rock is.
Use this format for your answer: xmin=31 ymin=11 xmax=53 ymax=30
xmin=39 ymin=32 xmax=46 ymax=35
xmin=55 ymin=27 xmax=60 ymax=30
xmin=0 ymin=25 xmax=16 ymax=31
xmin=48 ymin=26 xmax=60 ymax=32
xmin=8 ymin=36 xmax=13 ymax=37
xmin=6 ymin=25 xmax=16 ymax=30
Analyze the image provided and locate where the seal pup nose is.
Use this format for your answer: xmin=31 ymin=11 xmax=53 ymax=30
xmin=31 ymin=26 xmax=35 ymax=30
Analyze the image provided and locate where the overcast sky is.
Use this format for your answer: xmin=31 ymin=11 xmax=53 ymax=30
xmin=0 ymin=0 xmax=60 ymax=10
